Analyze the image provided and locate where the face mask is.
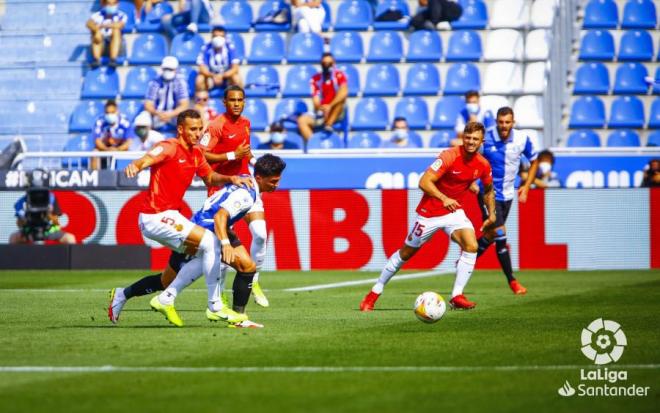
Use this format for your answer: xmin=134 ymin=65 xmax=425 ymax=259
xmin=538 ymin=161 xmax=552 ymax=175
xmin=392 ymin=128 xmax=408 ymax=141
xmin=270 ymin=132 xmax=286 ymax=144
xmin=104 ymin=113 xmax=118 ymax=125
xmin=321 ymin=64 xmax=332 ymax=75
xmin=466 ymin=103 xmax=479 ymax=114
xmin=162 ymin=70 xmax=176 ymax=81
xmin=135 ymin=127 xmax=149 ymax=139
xmin=104 ymin=5 xmax=118 ymax=14
xmin=211 ymin=36 xmax=226 ymax=49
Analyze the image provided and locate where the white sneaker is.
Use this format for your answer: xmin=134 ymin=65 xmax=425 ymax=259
xmin=228 ymin=319 xmax=264 ymax=328
xmin=436 ymin=21 xmax=452 ymax=30
xmin=186 ymin=22 xmax=198 ymax=33
xmin=108 ymin=288 xmax=127 ymax=324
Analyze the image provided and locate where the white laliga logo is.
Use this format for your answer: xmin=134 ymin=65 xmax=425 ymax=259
xmin=581 ymin=318 xmax=627 ymax=365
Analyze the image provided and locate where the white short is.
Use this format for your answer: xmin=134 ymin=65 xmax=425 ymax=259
xmin=404 ymin=210 xmax=474 ymax=248
xmin=247 ymin=194 xmax=264 ymax=214
xmin=139 ymin=210 xmax=199 ymax=253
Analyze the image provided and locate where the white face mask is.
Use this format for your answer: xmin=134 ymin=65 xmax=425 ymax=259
xmin=211 ymin=36 xmax=226 ymax=49
xmin=466 ymin=103 xmax=480 ymax=114
xmin=392 ymin=128 xmax=408 ymax=141
xmin=270 ymin=132 xmax=286 ymax=144
xmin=104 ymin=113 xmax=118 ymax=125
xmin=162 ymin=69 xmax=176 ymax=81
xmin=538 ymin=161 xmax=552 ymax=175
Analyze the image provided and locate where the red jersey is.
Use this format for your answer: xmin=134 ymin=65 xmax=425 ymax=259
xmin=141 ymin=139 xmax=213 ymax=214
xmin=310 ymin=69 xmax=347 ymax=105
xmin=416 ymin=146 xmax=492 ymax=218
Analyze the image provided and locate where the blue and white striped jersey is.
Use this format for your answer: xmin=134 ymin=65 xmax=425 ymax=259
xmin=191 ymin=177 xmax=258 ymax=231
xmin=482 ymin=127 xmax=538 ymax=201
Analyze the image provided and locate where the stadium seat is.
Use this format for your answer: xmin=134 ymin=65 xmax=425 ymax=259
xmin=573 ymin=62 xmax=610 ymax=95
xmin=525 ymin=29 xmax=550 ymax=61
xmin=336 ymin=64 xmax=360 ymax=96
xmin=137 ymin=1 xmax=173 ymax=32
xmin=566 ymin=129 xmax=601 ymax=147
xmin=330 ymin=32 xmax=364 ymax=63
xmin=653 ymin=67 xmax=660 ymax=95
xmin=621 ymin=0 xmax=657 ymax=29
xmin=380 ymin=131 xmax=423 ymax=148
xmin=403 ymin=63 xmax=441 ymax=96
xmin=483 ymin=29 xmax=523 ymax=61
xmin=242 ymin=98 xmax=269 ymax=130
xmin=226 ymin=33 xmax=246 ymax=62
xmin=118 ymin=100 xmax=143 ymax=122
xmin=348 ymin=131 xmax=381 ymax=148
xmin=431 ymin=96 xmax=464 ymax=128
xmin=129 ymin=33 xmax=168 ymax=65
xmin=373 ymin=0 xmax=410 ymax=30
xmin=81 ymin=67 xmax=119 ymax=99
xmin=307 ymin=131 xmax=344 ymax=149
xmin=170 ymin=32 xmax=204 ymax=65
xmin=282 ymin=64 xmax=316 ymax=97
xmin=445 ymin=30 xmax=482 ymax=61
xmin=62 ymin=134 xmax=93 ymax=169
xmin=253 ymin=0 xmax=291 ymax=31
xmin=648 ymin=130 xmax=660 ymax=146
xmin=523 ymin=61 xmax=546 ymax=94
xmin=618 ymin=30 xmax=653 ymax=61
xmin=583 ymin=0 xmax=619 ymax=29
xmin=608 ymin=95 xmax=645 ymax=128
xmin=220 ymin=0 xmax=253 ymax=32
xmin=647 ymin=99 xmax=660 ymax=128
xmin=363 ymin=64 xmax=400 ymax=96
xmin=118 ymin=1 xmax=136 ymax=33
xmin=451 ymin=0 xmax=488 ymax=29
xmin=513 ymin=95 xmax=543 ymax=128
xmin=479 ymin=95 xmax=510 ymax=116
xmin=69 ymin=100 xmax=105 ymax=132
xmin=334 ymin=0 xmax=373 ymax=31
xmin=352 ymin=97 xmax=389 ymax=130
xmin=489 ymin=0 xmax=529 ymax=29
xmin=530 ymin=0 xmax=556 ymax=28
xmin=394 ymin=97 xmax=429 ymax=129
xmin=613 ymin=62 xmax=649 ymax=94
xmin=569 ymin=96 xmax=606 ymax=128
xmin=248 ymin=32 xmax=285 ymax=64
xmin=579 ymin=30 xmax=615 ymax=61
xmin=366 ymin=31 xmax=403 ymax=63
xmin=274 ymin=98 xmax=308 ymax=126
xmin=408 ymin=131 xmax=424 ymax=148
xmin=607 ymin=130 xmax=641 ymax=147
xmin=483 ymin=62 xmax=522 ymax=94
xmin=406 ymin=30 xmax=442 ymax=62
xmin=429 ymin=130 xmax=454 ymax=148
xmin=444 ymin=63 xmax=480 ymax=95
xmin=122 ymin=66 xmax=157 ymax=99
xmin=287 ymin=32 xmax=324 ymax=63
xmin=245 ymin=66 xmax=280 ymax=97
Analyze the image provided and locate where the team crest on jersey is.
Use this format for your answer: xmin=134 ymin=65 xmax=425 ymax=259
xmin=430 ymin=159 xmax=442 ymax=171
xmin=199 ymin=132 xmax=210 ymax=147
xmin=174 ymin=224 xmax=183 ymax=232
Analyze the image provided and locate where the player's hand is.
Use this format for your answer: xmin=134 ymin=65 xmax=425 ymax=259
xmin=442 ymin=197 xmax=461 ymax=212
xmin=518 ymin=186 xmax=530 ymax=203
xmin=469 ymin=181 xmax=480 ymax=194
xmin=234 ymin=142 xmax=251 ymax=159
xmin=480 ymin=215 xmax=496 ymax=232
xmin=230 ymin=175 xmax=253 ymax=188
xmin=221 ymin=244 xmax=236 ymax=265
xmin=124 ymin=162 xmax=140 ymax=178
xmin=157 ymin=112 xmax=170 ymax=122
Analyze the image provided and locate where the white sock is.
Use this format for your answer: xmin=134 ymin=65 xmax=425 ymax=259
xmin=452 ymin=251 xmax=477 ymax=298
xmin=372 ymin=251 xmax=405 ymax=294
xmin=218 ymin=265 xmax=228 ymax=296
xmin=159 ymin=257 xmax=203 ymax=305
xmin=250 ymin=219 xmax=267 ymax=285
xmin=198 ymin=230 xmax=222 ymax=310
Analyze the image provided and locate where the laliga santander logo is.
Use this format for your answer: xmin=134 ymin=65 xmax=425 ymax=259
xmin=580 ymin=318 xmax=627 ymax=365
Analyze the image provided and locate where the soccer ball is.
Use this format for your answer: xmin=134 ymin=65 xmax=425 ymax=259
xmin=414 ymin=292 xmax=446 ymax=323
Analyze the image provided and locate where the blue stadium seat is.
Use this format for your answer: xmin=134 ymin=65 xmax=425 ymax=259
xmin=403 ymin=63 xmax=441 ymax=96
xmin=431 ymin=96 xmax=464 ymax=128
xmin=336 ymin=64 xmax=360 ymax=96
xmin=394 ymin=97 xmax=429 ymax=129
xmin=330 ymin=32 xmax=364 ymax=63
xmin=282 ymin=64 xmax=316 ymax=97
xmin=118 ymin=1 xmax=136 ymax=32
xmin=118 ymin=100 xmax=143 ymax=122
xmin=220 ymin=0 xmax=253 ymax=32
xmin=429 ymin=130 xmax=454 ymax=148
xmin=407 ymin=131 xmax=424 ymax=148
xmin=618 ymin=30 xmax=654 ymax=61
xmin=579 ymin=30 xmax=615 ymax=60
xmin=62 ymin=134 xmax=93 ymax=169
xmin=367 ymin=31 xmax=403 ymax=62
xmin=334 ymin=0 xmax=373 ymax=31
xmin=407 ymin=30 xmax=442 ymax=62
xmin=443 ymin=63 xmax=480 ymax=95
xmin=568 ymin=96 xmax=606 ymax=128
xmin=363 ymin=64 xmax=400 ymax=96
xmin=648 ymin=130 xmax=660 ymax=146
xmin=69 ymin=101 xmax=105 ymax=132
xmin=81 ymin=67 xmax=119 ymax=99
xmin=170 ymin=32 xmax=204 ymax=65
xmin=573 ymin=62 xmax=610 ymax=94
xmin=287 ymin=32 xmax=324 ymax=63
xmin=352 ymin=97 xmax=389 ymax=130
xmin=248 ymin=32 xmax=285 ymax=64
xmin=348 ymin=131 xmax=381 ymax=148
xmin=129 ymin=33 xmax=168 ymax=65
xmin=123 ymin=66 xmax=157 ymax=99
xmin=137 ymin=1 xmax=173 ymax=32
xmin=622 ymin=0 xmax=657 ymax=29
xmin=566 ymin=129 xmax=601 ymax=147
xmin=308 ymin=131 xmax=344 ymax=149
xmin=607 ymin=130 xmax=641 ymax=146
xmin=608 ymin=95 xmax=644 ymax=128
xmin=647 ymin=99 xmax=660 ymax=128
xmin=613 ymin=62 xmax=649 ymax=94
xmin=583 ymin=0 xmax=618 ymax=29
xmin=226 ymin=33 xmax=245 ymax=61
xmin=373 ymin=0 xmax=410 ymax=30
xmin=245 ymin=66 xmax=280 ymax=97
xmin=451 ymin=0 xmax=488 ymax=29
xmin=176 ymin=66 xmax=197 ymax=98
xmin=321 ymin=1 xmax=332 ymax=31
xmin=242 ymin=98 xmax=269 ymax=130
xmin=653 ymin=67 xmax=660 ymax=95
xmin=445 ymin=30 xmax=482 ymax=61
xmin=274 ymin=98 xmax=308 ymax=127
xmin=253 ymin=0 xmax=291 ymax=31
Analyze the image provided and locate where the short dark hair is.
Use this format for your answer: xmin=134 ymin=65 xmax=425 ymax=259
xmin=538 ymin=149 xmax=555 ymax=164
xmin=224 ymin=85 xmax=245 ymax=99
xmin=392 ymin=117 xmax=407 ymax=127
xmin=177 ymin=109 xmax=202 ymax=126
xmin=105 ymin=99 xmax=117 ymax=109
xmin=211 ymin=25 xmax=225 ymax=33
xmin=465 ymin=90 xmax=480 ymax=100
xmin=463 ymin=121 xmax=485 ymax=136
xmin=497 ymin=106 xmax=514 ymax=118
xmin=269 ymin=122 xmax=284 ymax=133
xmin=321 ymin=52 xmax=334 ymax=59
xmin=254 ymin=154 xmax=286 ymax=178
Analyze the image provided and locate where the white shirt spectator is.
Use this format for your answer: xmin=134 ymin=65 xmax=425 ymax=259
xmin=90 ymin=9 xmax=128 ymax=39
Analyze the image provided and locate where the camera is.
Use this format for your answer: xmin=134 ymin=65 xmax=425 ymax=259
xmin=22 ymin=169 xmax=53 ymax=241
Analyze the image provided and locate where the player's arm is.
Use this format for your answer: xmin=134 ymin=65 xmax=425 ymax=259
xmin=124 ymin=153 xmax=157 ymax=178
xmin=86 ymin=17 xmax=99 ymax=33
xmin=201 ymin=172 xmax=253 ymax=189
xmin=204 ymin=141 xmax=251 ymax=163
xmin=223 ymin=63 xmax=239 ymax=79
xmin=418 ymin=169 xmax=460 ymax=212
xmin=213 ymin=208 xmax=236 ymax=264
xmin=518 ymin=158 xmax=539 ymax=203
xmin=480 ymin=182 xmax=497 ymax=231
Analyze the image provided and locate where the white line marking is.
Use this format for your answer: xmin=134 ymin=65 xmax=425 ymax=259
xmin=0 ymin=364 xmax=658 ymax=374
xmin=283 ymin=270 xmax=449 ymax=292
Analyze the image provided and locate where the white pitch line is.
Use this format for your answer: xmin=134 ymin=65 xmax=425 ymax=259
xmin=0 ymin=364 xmax=658 ymax=374
xmin=283 ymin=270 xmax=449 ymax=292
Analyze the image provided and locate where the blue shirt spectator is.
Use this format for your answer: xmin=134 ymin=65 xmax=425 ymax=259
xmin=195 ymin=26 xmax=243 ymax=93
xmin=144 ymin=56 xmax=190 ymax=130
xmin=86 ymin=0 xmax=127 ymax=67
xmin=454 ymin=90 xmax=494 ymax=138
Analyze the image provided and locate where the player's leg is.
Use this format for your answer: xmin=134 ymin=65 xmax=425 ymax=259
xmin=195 ymin=73 xmax=209 ymax=92
xmin=227 ymin=246 xmax=263 ymax=328
xmin=245 ymin=203 xmax=269 ymax=307
xmin=325 ymin=103 xmax=344 ymax=129
xmin=475 ymin=189 xmax=495 ymax=257
xmin=297 ymin=114 xmax=315 ymax=142
xmin=109 ymin=28 xmax=121 ymax=62
xmin=442 ymin=210 xmax=478 ymax=309
xmin=490 ymin=200 xmax=525 ymax=294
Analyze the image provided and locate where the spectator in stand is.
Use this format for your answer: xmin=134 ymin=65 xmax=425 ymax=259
xmin=195 ymin=25 xmax=242 ymax=93
xmin=193 ymin=90 xmax=219 ymax=126
xmin=86 ymin=0 xmax=127 ymax=68
xmin=452 ymin=90 xmax=495 ymax=146
xmin=642 ymin=159 xmax=660 ymax=188
xmin=519 ymin=149 xmax=560 ymax=188
xmin=133 ymin=0 xmax=144 ymax=22
xmin=143 ymin=56 xmax=190 ymax=131
xmin=162 ymin=0 xmax=214 ymax=37
xmin=91 ymin=100 xmax=132 ymax=169
xmin=410 ymin=0 xmax=462 ymax=31
xmin=129 ymin=111 xmax=165 ymax=151
xmin=257 ymin=122 xmax=301 ymax=150
xmin=297 ymin=52 xmax=348 ymax=143
xmin=381 ymin=117 xmax=421 ymax=148
xmin=292 ymin=0 xmax=326 ymax=34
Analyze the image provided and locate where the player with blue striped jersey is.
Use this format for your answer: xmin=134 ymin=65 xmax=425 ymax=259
xmin=192 ymin=177 xmax=258 ymax=231
xmin=477 ymin=107 xmax=539 ymax=295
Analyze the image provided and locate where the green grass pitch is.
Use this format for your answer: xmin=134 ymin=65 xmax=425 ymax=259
xmin=0 ymin=269 xmax=658 ymax=413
